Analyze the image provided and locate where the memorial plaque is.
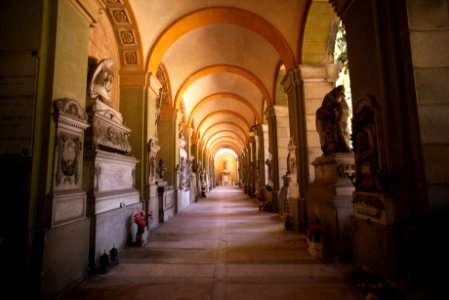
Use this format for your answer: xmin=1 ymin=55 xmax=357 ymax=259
xmin=0 ymin=51 xmax=38 ymax=156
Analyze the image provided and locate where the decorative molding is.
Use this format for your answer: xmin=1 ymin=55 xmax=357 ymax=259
xmin=103 ymin=0 xmax=124 ymax=4
xmin=102 ymin=0 xmax=142 ymax=69
xmin=85 ymin=99 xmax=132 ymax=155
xmin=156 ymin=64 xmax=172 ymax=105
xmin=53 ymin=98 xmax=89 ymax=130
xmin=109 ymin=8 xmax=130 ymax=24
xmin=123 ymin=51 xmax=138 ymax=65
xmin=119 ymin=29 xmax=136 ymax=45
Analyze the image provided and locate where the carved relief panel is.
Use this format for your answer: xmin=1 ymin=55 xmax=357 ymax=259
xmin=351 ymin=95 xmax=395 ymax=225
xmin=52 ymin=99 xmax=89 ymax=191
xmin=351 ymin=95 xmax=380 ymax=193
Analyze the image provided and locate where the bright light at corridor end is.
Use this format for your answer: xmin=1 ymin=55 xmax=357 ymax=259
xmin=214 ymin=148 xmax=237 ymax=161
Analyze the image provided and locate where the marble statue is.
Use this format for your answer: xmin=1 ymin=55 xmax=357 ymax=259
xmin=89 ymin=59 xmax=115 ymax=106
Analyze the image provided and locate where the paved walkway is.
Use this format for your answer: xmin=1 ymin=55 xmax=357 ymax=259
xmin=59 ymin=187 xmax=361 ymax=300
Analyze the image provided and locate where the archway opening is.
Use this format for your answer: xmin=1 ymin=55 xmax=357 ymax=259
xmin=214 ymin=148 xmax=238 ymax=186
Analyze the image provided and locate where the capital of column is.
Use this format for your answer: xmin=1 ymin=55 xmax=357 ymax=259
xmin=120 ymin=70 xmax=160 ymax=91
xmin=265 ymin=106 xmax=276 ymax=120
xmin=281 ymin=67 xmax=301 ymax=93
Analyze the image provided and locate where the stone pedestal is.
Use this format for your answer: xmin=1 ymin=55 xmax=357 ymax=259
xmin=147 ymin=183 xmax=159 ymax=230
xmin=177 ymin=188 xmax=191 ymax=212
xmin=222 ymin=173 xmax=231 ymax=186
xmin=352 ymin=191 xmax=397 ymax=275
xmin=43 ymin=99 xmax=91 ymax=298
xmin=307 ymin=238 xmax=323 ymax=259
xmin=307 ymin=153 xmax=355 ymax=260
xmin=89 ymin=202 xmax=141 ymax=268
xmin=158 ymin=182 xmax=175 ymax=223
xmin=190 ymin=173 xmax=198 ymax=203
xmin=83 ymin=99 xmax=140 ymax=269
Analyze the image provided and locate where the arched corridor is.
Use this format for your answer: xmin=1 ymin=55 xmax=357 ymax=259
xmin=59 ymin=188 xmax=359 ymax=300
xmin=1 ymin=1 xmax=448 ymax=299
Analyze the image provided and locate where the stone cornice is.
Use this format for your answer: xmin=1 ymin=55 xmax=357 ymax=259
xmin=274 ymin=105 xmax=289 ymax=117
xmin=264 ymin=105 xmax=289 ymax=119
xmin=68 ymin=0 xmax=105 ymax=25
xmin=298 ymin=64 xmax=341 ymax=83
xmin=119 ymin=71 xmax=153 ymax=88
xmin=160 ymin=105 xmax=176 ymax=120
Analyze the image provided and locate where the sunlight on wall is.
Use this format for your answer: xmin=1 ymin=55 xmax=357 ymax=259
xmin=334 ymin=21 xmax=352 ymax=142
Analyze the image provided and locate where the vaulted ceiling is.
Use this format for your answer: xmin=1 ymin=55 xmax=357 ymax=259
xmin=114 ymin=0 xmax=336 ymax=157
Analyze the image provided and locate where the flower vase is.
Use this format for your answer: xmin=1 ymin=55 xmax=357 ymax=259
xmin=131 ymin=222 xmax=138 ymax=243
xmin=136 ymin=232 xmax=143 ymax=245
xmin=307 ymin=238 xmax=323 ymax=259
xmin=284 ymin=216 xmax=292 ymax=231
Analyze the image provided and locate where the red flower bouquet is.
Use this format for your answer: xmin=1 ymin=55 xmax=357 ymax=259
xmin=134 ymin=210 xmax=153 ymax=233
xmin=306 ymin=216 xmax=322 ymax=243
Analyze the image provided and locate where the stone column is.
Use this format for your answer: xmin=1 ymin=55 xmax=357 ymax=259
xmin=298 ymin=64 xmax=341 ymax=181
xmin=249 ymin=135 xmax=257 ymax=195
xmin=119 ymin=71 xmax=151 ymax=197
xmin=158 ymin=107 xmax=176 ymax=186
xmin=287 ymin=139 xmax=301 ymax=231
xmin=265 ymin=105 xmax=289 ymax=213
xmin=265 ymin=106 xmax=279 ymax=206
xmin=145 ymin=74 xmax=161 ymax=229
xmin=332 ymin=0 xmax=429 ymax=276
xmin=273 ymin=105 xmax=290 ymax=191
xmin=262 ymin=124 xmax=270 ymax=186
xmin=282 ymin=68 xmax=308 ymax=225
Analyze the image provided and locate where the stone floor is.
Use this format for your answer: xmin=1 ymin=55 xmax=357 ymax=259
xmin=58 ymin=187 xmax=362 ymax=300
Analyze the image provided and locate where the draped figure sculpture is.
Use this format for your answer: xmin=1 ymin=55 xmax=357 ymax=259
xmin=315 ymin=85 xmax=351 ymax=156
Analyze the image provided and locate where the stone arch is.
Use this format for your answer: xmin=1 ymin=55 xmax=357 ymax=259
xmin=146 ymin=7 xmax=295 ymax=75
